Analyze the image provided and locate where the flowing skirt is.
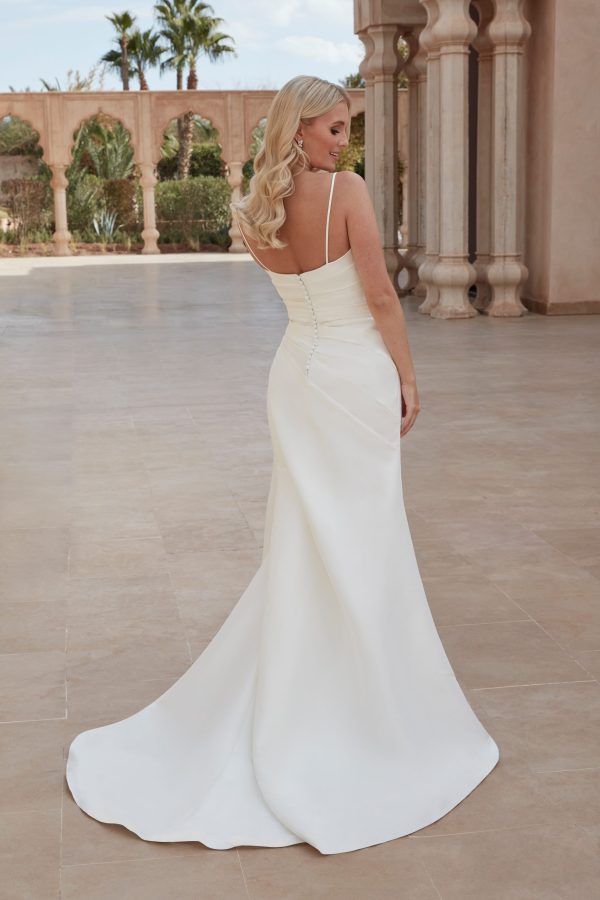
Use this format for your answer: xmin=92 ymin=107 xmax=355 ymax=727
xmin=65 ymin=317 xmax=499 ymax=855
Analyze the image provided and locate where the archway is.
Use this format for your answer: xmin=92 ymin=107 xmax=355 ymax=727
xmin=155 ymin=113 xmax=228 ymax=251
xmin=0 ymin=115 xmax=51 ymax=247
xmin=66 ymin=112 xmax=140 ymax=248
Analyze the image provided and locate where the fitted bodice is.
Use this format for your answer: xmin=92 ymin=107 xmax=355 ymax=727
xmin=268 ymin=249 xmax=373 ymax=326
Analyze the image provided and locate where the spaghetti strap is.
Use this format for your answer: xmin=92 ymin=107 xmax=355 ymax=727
xmin=233 ymin=208 xmax=272 ymax=273
xmin=325 ymin=172 xmax=337 ymax=265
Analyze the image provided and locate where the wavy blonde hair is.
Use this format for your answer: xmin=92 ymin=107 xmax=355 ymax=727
xmin=230 ymin=75 xmax=351 ymax=250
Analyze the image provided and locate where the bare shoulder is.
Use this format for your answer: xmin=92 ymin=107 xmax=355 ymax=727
xmin=336 ymin=170 xmax=371 ymax=203
xmin=336 ymin=172 xmax=394 ymax=304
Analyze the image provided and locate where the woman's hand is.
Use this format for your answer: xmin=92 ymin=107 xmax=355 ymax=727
xmin=400 ymin=380 xmax=420 ymax=437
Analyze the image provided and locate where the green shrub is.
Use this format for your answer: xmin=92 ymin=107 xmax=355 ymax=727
xmin=0 ymin=177 xmax=52 ymax=236
xmin=155 ymin=176 xmax=231 ymax=247
xmin=102 ymin=178 xmax=138 ymax=233
xmin=157 ymin=143 xmax=225 ymax=181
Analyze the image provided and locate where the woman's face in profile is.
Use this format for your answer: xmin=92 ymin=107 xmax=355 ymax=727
xmin=297 ymin=100 xmax=350 ymax=172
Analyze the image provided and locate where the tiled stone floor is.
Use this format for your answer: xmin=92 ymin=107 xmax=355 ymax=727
xmin=1 ymin=254 xmax=599 ymax=898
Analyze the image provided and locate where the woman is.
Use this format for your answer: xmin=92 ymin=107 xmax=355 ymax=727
xmin=66 ymin=75 xmax=499 ymax=855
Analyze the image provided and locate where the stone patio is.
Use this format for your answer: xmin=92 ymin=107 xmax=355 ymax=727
xmin=1 ymin=255 xmax=599 ymax=898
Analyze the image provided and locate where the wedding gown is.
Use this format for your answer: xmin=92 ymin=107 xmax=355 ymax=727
xmin=66 ymin=171 xmax=500 ymax=855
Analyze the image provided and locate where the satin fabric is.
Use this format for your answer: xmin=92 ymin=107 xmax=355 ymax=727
xmin=66 ymin=246 xmax=500 ymax=855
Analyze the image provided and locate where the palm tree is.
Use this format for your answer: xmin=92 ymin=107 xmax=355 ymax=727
xmin=153 ymin=1 xmax=235 ymax=178
xmin=155 ymin=0 xmax=188 ymax=91
xmin=183 ymin=8 xmax=235 ymax=91
xmin=103 ymin=11 xmax=137 ymax=90
xmin=128 ymin=28 xmax=165 ymax=90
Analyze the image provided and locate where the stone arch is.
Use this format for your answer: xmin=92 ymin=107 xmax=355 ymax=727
xmin=0 ymin=108 xmax=48 ymax=161
xmin=64 ymin=105 xmax=138 ymax=168
xmin=152 ymin=102 xmax=227 ymax=166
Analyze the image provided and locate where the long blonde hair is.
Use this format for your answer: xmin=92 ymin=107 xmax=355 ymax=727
xmin=231 ymin=75 xmax=351 ymax=250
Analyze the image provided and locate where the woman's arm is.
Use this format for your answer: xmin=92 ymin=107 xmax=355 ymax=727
xmin=341 ymin=171 xmax=421 ymax=436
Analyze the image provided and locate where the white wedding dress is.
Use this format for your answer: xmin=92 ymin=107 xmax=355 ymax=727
xmin=66 ymin=172 xmax=499 ymax=855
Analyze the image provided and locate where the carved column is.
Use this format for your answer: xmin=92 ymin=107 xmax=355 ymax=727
xmin=485 ymin=0 xmax=531 ymax=316
xmin=226 ymin=160 xmax=246 ymax=253
xmin=50 ymin=164 xmax=71 ymax=256
xmin=426 ymin=0 xmax=477 ymax=318
xmin=417 ymin=0 xmax=441 ymax=313
xmin=472 ymin=0 xmax=494 ymax=311
xmin=369 ymin=23 xmax=403 ymax=289
xmin=139 ymin=163 xmax=159 ymax=255
xmin=403 ymin=28 xmax=427 ymax=295
xmin=357 ymin=29 xmax=375 ymax=193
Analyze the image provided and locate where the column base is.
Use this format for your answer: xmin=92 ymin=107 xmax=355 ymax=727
xmin=141 ymin=227 xmax=160 ymax=255
xmin=52 ymin=232 xmax=72 ymax=256
xmin=430 ymin=258 xmax=477 ymax=318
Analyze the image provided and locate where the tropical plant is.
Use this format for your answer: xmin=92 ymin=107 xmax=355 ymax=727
xmin=39 ymin=65 xmax=107 ymax=92
xmin=155 ymin=0 xmax=188 ymax=91
xmin=102 ymin=11 xmax=137 ymax=90
xmin=153 ymin=0 xmax=235 ymax=178
xmin=127 ymin=28 xmax=165 ymax=90
xmin=68 ymin=117 xmax=134 ymax=182
xmin=92 ymin=208 xmax=119 ymax=242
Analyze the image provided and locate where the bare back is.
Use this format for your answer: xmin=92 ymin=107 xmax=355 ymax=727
xmin=236 ymin=171 xmax=351 ymax=276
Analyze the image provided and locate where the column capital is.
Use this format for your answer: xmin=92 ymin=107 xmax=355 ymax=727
xmin=422 ymin=0 xmax=477 ymax=50
xmin=368 ymin=23 xmax=404 ymax=81
xmin=489 ymin=0 xmax=531 ymax=50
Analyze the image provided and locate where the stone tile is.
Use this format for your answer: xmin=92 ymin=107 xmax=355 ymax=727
xmin=438 ymin=620 xmax=589 ymax=689
xmin=413 ymin=824 xmax=600 ymax=900
xmin=423 ymin=574 xmax=526 ymax=626
xmin=0 ymin=809 xmax=61 ymax=899
xmin=0 ymin=650 xmax=65 ymax=723
xmin=0 ymin=529 xmax=69 ymax=603
xmin=530 ymin=768 xmax=600 ymax=828
xmin=0 ymin=602 xmax=66 ymax=653
xmin=60 ymin=852 xmax=248 ymax=900
xmin=238 ymin=841 xmax=439 ymax=900
xmin=473 ymin=681 xmax=600 ymax=774
xmin=68 ymin=536 xmax=170 ymax=580
xmin=0 ymin=720 xmax=64 ymax=813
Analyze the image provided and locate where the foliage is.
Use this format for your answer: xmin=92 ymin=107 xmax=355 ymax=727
xmin=93 ymin=208 xmax=119 ymax=242
xmin=39 ymin=65 xmax=107 ymax=92
xmin=154 ymin=175 xmax=231 ymax=246
xmin=103 ymin=178 xmax=138 ymax=231
xmin=66 ymin=174 xmax=103 ymax=237
xmin=103 ymin=11 xmax=137 ymax=90
xmin=0 ymin=177 xmax=52 ymax=236
xmin=157 ymin=142 xmax=223 ymax=180
xmin=67 ymin=117 xmax=135 ymax=182
xmin=0 ymin=116 xmax=43 ymax=157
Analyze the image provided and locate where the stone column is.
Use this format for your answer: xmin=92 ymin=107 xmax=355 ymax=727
xmin=485 ymin=0 xmax=531 ymax=316
xmin=139 ymin=163 xmax=159 ymax=255
xmin=417 ymin=0 xmax=441 ymax=314
xmin=403 ymin=28 xmax=426 ymax=295
xmin=472 ymin=0 xmax=494 ymax=311
xmin=357 ymin=29 xmax=375 ymax=193
xmin=370 ymin=23 xmax=403 ymax=289
xmin=426 ymin=0 xmax=477 ymax=318
xmin=226 ymin=160 xmax=246 ymax=253
xmin=50 ymin=164 xmax=71 ymax=256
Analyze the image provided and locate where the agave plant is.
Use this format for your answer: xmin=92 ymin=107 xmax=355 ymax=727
xmin=92 ymin=208 xmax=119 ymax=242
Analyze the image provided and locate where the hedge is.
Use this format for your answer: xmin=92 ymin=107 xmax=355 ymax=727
xmin=154 ymin=176 xmax=232 ymax=246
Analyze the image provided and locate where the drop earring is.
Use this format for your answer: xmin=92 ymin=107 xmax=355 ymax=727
xmin=296 ymin=138 xmax=304 ymax=149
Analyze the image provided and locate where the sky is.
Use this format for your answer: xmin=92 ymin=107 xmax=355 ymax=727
xmin=0 ymin=0 xmax=363 ymax=93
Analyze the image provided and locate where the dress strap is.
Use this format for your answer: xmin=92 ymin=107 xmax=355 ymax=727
xmin=232 ymin=208 xmax=272 ymax=273
xmin=325 ymin=171 xmax=337 ymax=265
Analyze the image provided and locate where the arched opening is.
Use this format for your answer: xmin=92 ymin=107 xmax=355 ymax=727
xmin=66 ymin=112 xmax=141 ymax=250
xmin=155 ymin=112 xmax=229 ymax=251
xmin=0 ymin=114 xmax=52 ymax=249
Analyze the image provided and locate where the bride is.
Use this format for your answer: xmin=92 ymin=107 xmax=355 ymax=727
xmin=66 ymin=75 xmax=500 ymax=855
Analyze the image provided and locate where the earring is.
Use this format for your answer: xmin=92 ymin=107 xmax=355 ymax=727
xmin=296 ymin=138 xmax=304 ymax=149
